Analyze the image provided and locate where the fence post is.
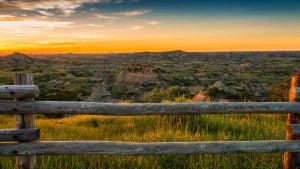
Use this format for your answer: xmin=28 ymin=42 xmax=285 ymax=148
xmin=284 ymin=75 xmax=300 ymax=169
xmin=14 ymin=73 xmax=36 ymax=169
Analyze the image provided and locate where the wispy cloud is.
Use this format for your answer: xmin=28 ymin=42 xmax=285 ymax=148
xmin=95 ymin=13 xmax=119 ymax=19
xmin=0 ymin=0 xmax=87 ymax=16
xmin=0 ymin=14 xmax=24 ymax=21
xmin=129 ymin=21 xmax=159 ymax=31
xmin=38 ymin=40 xmax=79 ymax=46
xmin=147 ymin=21 xmax=159 ymax=25
xmin=131 ymin=25 xmax=143 ymax=30
xmin=0 ymin=0 xmax=141 ymax=17
xmin=0 ymin=19 xmax=74 ymax=42
xmin=95 ymin=9 xmax=152 ymax=19
xmin=87 ymin=23 xmax=104 ymax=27
xmin=114 ymin=9 xmax=152 ymax=17
xmin=0 ymin=20 xmax=73 ymax=28
xmin=0 ymin=15 xmax=16 ymax=18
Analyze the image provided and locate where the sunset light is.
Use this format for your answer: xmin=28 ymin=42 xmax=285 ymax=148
xmin=1 ymin=0 xmax=300 ymax=54
xmin=2 ymin=1 xmax=300 ymax=168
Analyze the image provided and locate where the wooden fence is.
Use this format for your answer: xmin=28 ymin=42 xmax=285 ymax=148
xmin=0 ymin=73 xmax=300 ymax=169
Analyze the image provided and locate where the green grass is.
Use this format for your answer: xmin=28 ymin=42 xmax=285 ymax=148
xmin=0 ymin=71 xmax=14 ymax=85
xmin=0 ymin=114 xmax=287 ymax=169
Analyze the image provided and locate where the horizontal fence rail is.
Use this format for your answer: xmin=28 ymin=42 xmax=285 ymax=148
xmin=0 ymin=101 xmax=299 ymax=115
xmin=1 ymin=140 xmax=300 ymax=156
xmin=0 ymin=85 xmax=39 ymax=99
xmin=0 ymin=128 xmax=40 ymax=142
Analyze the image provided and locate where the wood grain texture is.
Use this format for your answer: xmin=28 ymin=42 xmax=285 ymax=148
xmin=0 ymin=85 xmax=39 ymax=99
xmin=13 ymin=73 xmax=36 ymax=169
xmin=0 ymin=140 xmax=300 ymax=156
xmin=0 ymin=101 xmax=299 ymax=115
xmin=284 ymin=75 xmax=300 ymax=169
xmin=287 ymin=124 xmax=300 ymax=136
xmin=0 ymin=128 xmax=40 ymax=142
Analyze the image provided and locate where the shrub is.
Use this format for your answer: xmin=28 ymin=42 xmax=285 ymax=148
xmin=143 ymin=86 xmax=181 ymax=103
xmin=269 ymin=79 xmax=290 ymax=101
xmin=90 ymin=118 xmax=99 ymax=128
xmin=175 ymin=95 xmax=192 ymax=102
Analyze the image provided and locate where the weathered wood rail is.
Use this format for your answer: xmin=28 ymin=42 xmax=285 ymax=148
xmin=0 ymin=101 xmax=300 ymax=115
xmin=0 ymin=73 xmax=299 ymax=169
xmin=0 ymin=85 xmax=39 ymax=99
xmin=1 ymin=140 xmax=300 ymax=156
xmin=0 ymin=128 xmax=39 ymax=142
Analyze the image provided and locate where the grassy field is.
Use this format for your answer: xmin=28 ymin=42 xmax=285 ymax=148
xmin=0 ymin=114 xmax=287 ymax=169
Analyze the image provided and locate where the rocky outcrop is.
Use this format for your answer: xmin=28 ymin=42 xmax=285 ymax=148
xmin=193 ymin=91 xmax=208 ymax=102
xmin=113 ymin=66 xmax=163 ymax=86
xmin=203 ymin=80 xmax=269 ymax=101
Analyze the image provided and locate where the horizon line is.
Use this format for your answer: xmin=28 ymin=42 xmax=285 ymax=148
xmin=1 ymin=49 xmax=300 ymax=56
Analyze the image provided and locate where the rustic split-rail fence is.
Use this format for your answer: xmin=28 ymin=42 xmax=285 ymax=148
xmin=0 ymin=73 xmax=300 ymax=169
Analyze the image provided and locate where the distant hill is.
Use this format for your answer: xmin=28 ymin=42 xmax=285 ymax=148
xmin=0 ymin=52 xmax=48 ymax=71
xmin=33 ymin=50 xmax=300 ymax=63
xmin=3 ymin=52 xmax=34 ymax=63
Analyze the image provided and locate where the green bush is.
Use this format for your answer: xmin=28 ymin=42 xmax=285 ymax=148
xmin=269 ymin=78 xmax=290 ymax=101
xmin=90 ymin=118 xmax=99 ymax=128
xmin=175 ymin=95 xmax=192 ymax=102
xmin=207 ymin=87 xmax=241 ymax=101
xmin=111 ymin=84 xmax=128 ymax=98
xmin=143 ymin=86 xmax=181 ymax=103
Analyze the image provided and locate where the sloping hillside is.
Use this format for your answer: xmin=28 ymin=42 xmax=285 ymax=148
xmin=0 ymin=52 xmax=48 ymax=71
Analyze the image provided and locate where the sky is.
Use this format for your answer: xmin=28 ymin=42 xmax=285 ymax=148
xmin=0 ymin=0 xmax=300 ymax=54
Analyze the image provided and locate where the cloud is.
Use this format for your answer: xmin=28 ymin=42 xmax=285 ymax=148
xmin=95 ymin=9 xmax=151 ymax=19
xmin=114 ymin=9 xmax=152 ymax=17
xmin=38 ymin=40 xmax=79 ymax=46
xmin=131 ymin=25 xmax=143 ymax=30
xmin=0 ymin=20 xmax=73 ymax=28
xmin=0 ymin=0 xmax=83 ymax=16
xmin=0 ymin=0 xmax=95 ymax=17
xmin=0 ymin=19 xmax=72 ymax=41
xmin=37 ymin=10 xmax=54 ymax=16
xmin=87 ymin=23 xmax=104 ymax=27
xmin=0 ymin=14 xmax=24 ymax=21
xmin=0 ymin=14 xmax=15 ymax=18
xmin=0 ymin=0 xmax=141 ymax=17
xmin=95 ymin=13 xmax=119 ymax=19
xmin=129 ymin=21 xmax=159 ymax=31
xmin=147 ymin=21 xmax=159 ymax=25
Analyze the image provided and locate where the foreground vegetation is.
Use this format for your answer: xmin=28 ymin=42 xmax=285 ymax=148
xmin=0 ymin=114 xmax=286 ymax=169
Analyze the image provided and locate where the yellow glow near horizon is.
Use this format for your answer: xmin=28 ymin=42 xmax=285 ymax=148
xmin=1 ymin=39 xmax=300 ymax=55
xmin=1 ymin=16 xmax=300 ymax=55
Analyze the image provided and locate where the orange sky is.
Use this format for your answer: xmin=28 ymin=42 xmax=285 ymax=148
xmin=1 ymin=0 xmax=300 ymax=54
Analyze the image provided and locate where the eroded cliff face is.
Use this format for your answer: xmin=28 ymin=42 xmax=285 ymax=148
xmin=114 ymin=66 xmax=161 ymax=85
xmin=87 ymin=66 xmax=165 ymax=102
xmin=111 ymin=66 xmax=165 ymax=100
